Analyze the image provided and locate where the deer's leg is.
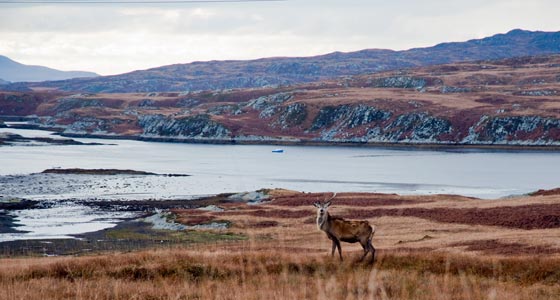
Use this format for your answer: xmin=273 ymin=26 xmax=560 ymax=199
xmin=331 ymin=240 xmax=336 ymax=257
xmin=361 ymin=241 xmax=368 ymax=253
xmin=335 ymin=239 xmax=343 ymax=261
xmin=358 ymin=241 xmax=369 ymax=262
xmin=368 ymin=239 xmax=376 ymax=263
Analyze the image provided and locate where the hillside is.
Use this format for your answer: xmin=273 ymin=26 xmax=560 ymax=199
xmin=5 ymin=29 xmax=560 ymax=93
xmin=0 ymin=55 xmax=98 ymax=83
xmin=2 ymin=54 xmax=560 ymax=147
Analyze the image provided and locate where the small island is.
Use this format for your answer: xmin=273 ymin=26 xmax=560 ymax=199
xmin=41 ymin=168 xmax=190 ymax=177
xmin=0 ymin=132 xmax=105 ymax=146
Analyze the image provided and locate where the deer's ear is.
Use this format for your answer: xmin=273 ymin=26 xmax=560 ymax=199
xmin=325 ymin=201 xmax=331 ymax=208
xmin=313 ymin=202 xmax=321 ymax=208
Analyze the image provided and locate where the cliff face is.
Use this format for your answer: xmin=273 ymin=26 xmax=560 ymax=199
xmin=462 ymin=116 xmax=560 ymax=145
xmin=138 ymin=114 xmax=231 ymax=139
xmin=38 ymin=105 xmax=560 ymax=146
xmin=3 ymin=55 xmax=560 ymax=147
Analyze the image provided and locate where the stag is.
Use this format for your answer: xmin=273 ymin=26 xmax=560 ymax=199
xmin=313 ymin=194 xmax=376 ymax=262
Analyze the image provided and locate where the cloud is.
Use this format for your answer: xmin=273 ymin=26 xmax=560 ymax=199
xmin=1 ymin=0 xmax=559 ymax=75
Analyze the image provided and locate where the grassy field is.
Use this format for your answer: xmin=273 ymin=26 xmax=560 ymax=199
xmin=1 ymin=247 xmax=560 ymax=300
xmin=1 ymin=190 xmax=560 ymax=299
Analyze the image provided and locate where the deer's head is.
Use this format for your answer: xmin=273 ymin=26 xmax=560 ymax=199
xmin=313 ymin=201 xmax=331 ymax=218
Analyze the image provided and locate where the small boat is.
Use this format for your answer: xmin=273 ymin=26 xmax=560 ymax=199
xmin=272 ymin=149 xmax=284 ymax=153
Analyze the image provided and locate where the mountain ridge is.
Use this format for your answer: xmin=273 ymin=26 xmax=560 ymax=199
xmin=5 ymin=29 xmax=560 ymax=93
xmin=0 ymin=55 xmax=99 ymax=83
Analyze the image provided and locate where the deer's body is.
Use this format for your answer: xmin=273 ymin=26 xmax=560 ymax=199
xmin=314 ymin=199 xmax=376 ymax=262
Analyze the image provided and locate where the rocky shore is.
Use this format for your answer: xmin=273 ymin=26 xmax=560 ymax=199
xmin=15 ymin=124 xmax=560 ymax=151
xmin=0 ymin=132 xmax=104 ymax=147
xmin=0 ymin=192 xmax=254 ymax=256
xmin=40 ymin=168 xmax=189 ymax=177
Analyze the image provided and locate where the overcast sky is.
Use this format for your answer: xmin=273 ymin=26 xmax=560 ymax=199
xmin=1 ymin=0 xmax=559 ymax=75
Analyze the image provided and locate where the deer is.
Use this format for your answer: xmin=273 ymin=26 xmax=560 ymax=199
xmin=313 ymin=194 xmax=376 ymax=262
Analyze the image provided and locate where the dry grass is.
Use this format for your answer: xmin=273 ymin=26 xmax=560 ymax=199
xmin=1 ymin=246 xmax=560 ymax=300
xmin=173 ymin=191 xmax=560 ymax=255
xmin=2 ymin=191 xmax=560 ymax=299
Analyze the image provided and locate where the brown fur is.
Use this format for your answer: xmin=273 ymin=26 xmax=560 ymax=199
xmin=314 ymin=199 xmax=376 ymax=262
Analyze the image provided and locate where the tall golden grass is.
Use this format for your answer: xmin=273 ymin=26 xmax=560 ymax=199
xmin=1 ymin=243 xmax=559 ymax=300
xmin=3 ymin=190 xmax=560 ymax=299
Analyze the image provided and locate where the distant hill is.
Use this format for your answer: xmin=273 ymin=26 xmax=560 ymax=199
xmin=0 ymin=55 xmax=98 ymax=83
xmin=0 ymin=78 xmax=8 ymax=85
xmin=6 ymin=29 xmax=560 ymax=93
xmin=2 ymin=54 xmax=560 ymax=147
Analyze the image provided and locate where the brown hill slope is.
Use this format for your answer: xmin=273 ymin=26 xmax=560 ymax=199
xmin=4 ymin=29 xmax=560 ymax=93
xmin=2 ymin=55 xmax=560 ymax=147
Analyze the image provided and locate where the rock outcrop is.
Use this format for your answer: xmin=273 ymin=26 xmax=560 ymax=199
xmin=463 ymin=116 xmax=560 ymax=145
xmin=275 ymin=102 xmax=308 ymax=129
xmin=246 ymin=92 xmax=294 ymax=119
xmin=139 ymin=114 xmax=231 ymax=139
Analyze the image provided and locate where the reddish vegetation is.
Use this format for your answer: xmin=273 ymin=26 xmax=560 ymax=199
xmin=225 ymin=209 xmax=311 ymax=219
xmin=530 ymin=188 xmax=560 ymax=196
xmin=302 ymin=217 xmax=316 ymax=224
xmin=170 ymin=191 xmax=560 ymax=262
xmin=453 ymin=240 xmax=560 ymax=255
xmin=269 ymin=192 xmax=427 ymax=207
xmin=177 ymin=214 xmax=215 ymax=225
xmin=0 ymin=92 xmax=60 ymax=116
xmin=246 ymin=220 xmax=279 ymax=228
xmin=341 ymin=204 xmax=560 ymax=230
xmin=392 ymin=247 xmax=437 ymax=253
xmin=172 ymin=209 xmax=207 ymax=215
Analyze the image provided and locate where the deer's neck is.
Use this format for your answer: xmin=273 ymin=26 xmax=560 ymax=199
xmin=317 ymin=212 xmax=330 ymax=231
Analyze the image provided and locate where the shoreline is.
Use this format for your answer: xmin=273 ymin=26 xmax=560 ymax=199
xmin=65 ymin=132 xmax=560 ymax=152
xmin=0 ymin=193 xmax=243 ymax=256
xmin=6 ymin=123 xmax=560 ymax=152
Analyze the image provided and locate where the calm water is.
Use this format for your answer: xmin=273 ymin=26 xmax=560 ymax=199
xmin=2 ymin=126 xmax=560 ymax=241
xmin=2 ymin=126 xmax=560 ymax=199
